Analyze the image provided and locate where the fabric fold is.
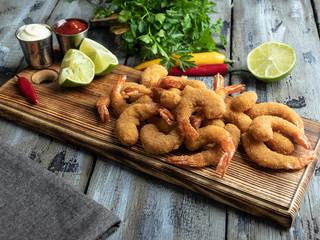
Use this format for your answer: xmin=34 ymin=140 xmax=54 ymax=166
xmin=0 ymin=140 xmax=120 ymax=240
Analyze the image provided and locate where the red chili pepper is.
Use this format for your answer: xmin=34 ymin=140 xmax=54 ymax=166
xmin=167 ymin=64 xmax=244 ymax=76
xmin=16 ymin=75 xmax=39 ymax=104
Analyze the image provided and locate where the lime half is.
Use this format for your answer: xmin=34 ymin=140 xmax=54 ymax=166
xmin=59 ymin=49 xmax=95 ymax=87
xmin=247 ymin=41 xmax=296 ymax=82
xmin=79 ymin=38 xmax=118 ymax=76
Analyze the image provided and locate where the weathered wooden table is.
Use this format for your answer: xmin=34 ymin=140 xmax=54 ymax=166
xmin=1 ymin=0 xmax=320 ymax=239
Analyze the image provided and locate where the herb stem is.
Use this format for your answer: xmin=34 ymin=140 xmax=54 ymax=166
xmin=92 ymin=0 xmax=226 ymax=70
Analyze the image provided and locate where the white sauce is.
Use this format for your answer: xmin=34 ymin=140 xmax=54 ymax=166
xmin=17 ymin=24 xmax=51 ymax=41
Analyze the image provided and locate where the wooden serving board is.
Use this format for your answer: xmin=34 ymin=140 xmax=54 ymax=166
xmin=0 ymin=63 xmax=319 ymax=227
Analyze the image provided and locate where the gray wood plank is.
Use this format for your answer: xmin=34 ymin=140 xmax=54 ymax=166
xmin=230 ymin=0 xmax=320 ymax=238
xmin=0 ymin=118 xmax=94 ymax=191
xmin=312 ymin=0 xmax=320 ymax=37
xmin=86 ymin=159 xmax=227 ymax=240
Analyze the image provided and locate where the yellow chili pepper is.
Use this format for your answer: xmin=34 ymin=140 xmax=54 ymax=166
xmin=134 ymin=52 xmax=233 ymax=70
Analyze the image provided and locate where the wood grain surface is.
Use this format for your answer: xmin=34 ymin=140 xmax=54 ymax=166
xmin=0 ymin=63 xmax=319 ymax=227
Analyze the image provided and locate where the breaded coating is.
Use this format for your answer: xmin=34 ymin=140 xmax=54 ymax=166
xmin=241 ymin=132 xmax=315 ymax=170
xmin=140 ymin=64 xmax=168 ymax=88
xmin=140 ymin=124 xmax=184 ymax=154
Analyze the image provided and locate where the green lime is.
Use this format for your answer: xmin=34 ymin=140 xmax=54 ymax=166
xmin=79 ymin=38 xmax=118 ymax=76
xmin=59 ymin=49 xmax=95 ymax=87
xmin=247 ymin=41 xmax=296 ymax=82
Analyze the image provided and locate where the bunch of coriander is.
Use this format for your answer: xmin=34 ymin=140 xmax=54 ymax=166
xmin=95 ymin=0 xmax=226 ymax=70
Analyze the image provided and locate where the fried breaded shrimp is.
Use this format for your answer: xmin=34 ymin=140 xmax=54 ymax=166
xmin=189 ymin=74 xmax=245 ymax=129
xmin=184 ymin=125 xmax=235 ymax=152
xmin=96 ymin=77 xmax=151 ymax=122
xmin=213 ymin=73 xmax=245 ymax=99
xmin=111 ymin=74 xmax=129 ymax=116
xmin=220 ymin=93 xmax=295 ymax=154
xmin=248 ymin=116 xmax=311 ymax=149
xmin=110 ymin=75 xmax=154 ymax=116
xmin=265 ymin=132 xmax=295 ymax=155
xmin=160 ymin=76 xmax=207 ymax=89
xmin=122 ymin=86 xmax=181 ymax=109
xmin=203 ymin=119 xmax=226 ymax=128
xmin=208 ymin=73 xmax=253 ymax=132
xmin=227 ymin=93 xmax=294 ymax=155
xmin=190 ymin=88 xmax=246 ymax=129
xmin=132 ymin=94 xmax=154 ymax=105
xmin=148 ymin=116 xmax=175 ymax=134
xmin=140 ymin=124 xmax=184 ymax=154
xmin=190 ymin=108 xmax=205 ymax=129
xmin=222 ymin=97 xmax=253 ymax=133
xmin=96 ymin=84 xmax=114 ymax=122
xmin=241 ymin=132 xmax=315 ymax=170
xmin=176 ymin=88 xmax=226 ymax=140
xmin=166 ymin=124 xmax=240 ymax=177
xmin=230 ymin=91 xmax=258 ymax=112
xmin=115 ymin=102 xmax=174 ymax=146
xmin=223 ymin=101 xmax=295 ymax=154
xmin=152 ymin=88 xmax=182 ymax=109
xmin=121 ymin=84 xmax=152 ymax=98
xmin=121 ymin=82 xmax=150 ymax=101
xmin=180 ymin=85 xmax=196 ymax=96
xmin=140 ymin=64 xmax=168 ymax=88
xmin=246 ymin=102 xmax=304 ymax=129
xmin=191 ymin=111 xmax=226 ymax=130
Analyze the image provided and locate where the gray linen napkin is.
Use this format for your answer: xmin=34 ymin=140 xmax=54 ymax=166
xmin=0 ymin=140 xmax=120 ymax=240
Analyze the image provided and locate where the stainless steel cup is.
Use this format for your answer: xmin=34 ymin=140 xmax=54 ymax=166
xmin=15 ymin=24 xmax=53 ymax=69
xmin=53 ymin=18 xmax=89 ymax=56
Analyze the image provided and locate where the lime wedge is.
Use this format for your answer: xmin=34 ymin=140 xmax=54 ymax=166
xmin=247 ymin=42 xmax=296 ymax=82
xmin=59 ymin=49 xmax=95 ymax=87
xmin=79 ymin=38 xmax=118 ymax=76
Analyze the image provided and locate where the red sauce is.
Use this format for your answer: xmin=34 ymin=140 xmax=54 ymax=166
xmin=54 ymin=19 xmax=87 ymax=35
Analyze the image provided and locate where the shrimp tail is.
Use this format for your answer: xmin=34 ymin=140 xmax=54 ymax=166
xmin=96 ymin=95 xmax=111 ymax=122
xmin=294 ymin=133 xmax=312 ymax=150
xmin=216 ymin=137 xmax=236 ymax=177
xmin=216 ymin=152 xmax=229 ymax=177
xmin=223 ymin=84 xmax=246 ymax=95
xmin=213 ymin=73 xmax=224 ymax=90
xmin=97 ymin=103 xmax=110 ymax=122
xmin=213 ymin=73 xmax=245 ymax=96
xmin=178 ymin=119 xmax=199 ymax=140
xmin=124 ymin=86 xmax=153 ymax=97
xmin=158 ymin=108 xmax=175 ymax=125
xmin=155 ymin=77 xmax=164 ymax=88
xmin=112 ymin=75 xmax=126 ymax=98
xmin=159 ymin=77 xmax=184 ymax=89
xmin=296 ymin=151 xmax=316 ymax=169
xmin=294 ymin=120 xmax=305 ymax=130
xmin=191 ymin=110 xmax=205 ymax=129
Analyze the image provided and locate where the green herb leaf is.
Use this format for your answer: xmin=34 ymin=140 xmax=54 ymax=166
xmin=155 ymin=13 xmax=166 ymax=24
xmin=177 ymin=54 xmax=196 ymax=72
xmin=150 ymin=44 xmax=158 ymax=55
xmin=88 ymin=0 xmax=227 ymax=70
xmin=118 ymin=10 xmax=132 ymax=22
xmin=138 ymin=34 xmax=153 ymax=44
